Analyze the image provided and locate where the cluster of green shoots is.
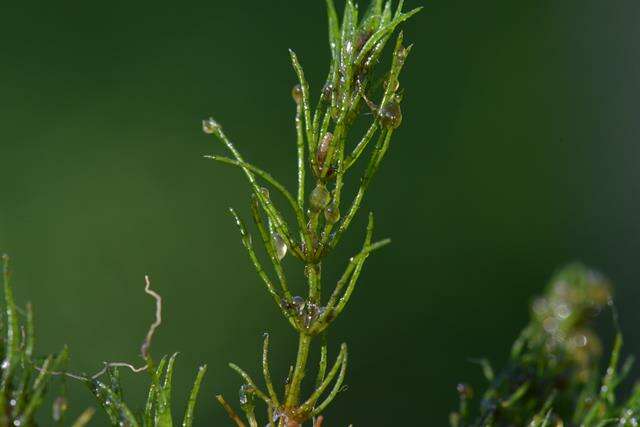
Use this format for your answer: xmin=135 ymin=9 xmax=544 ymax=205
xmin=0 ymin=254 xmax=93 ymax=427
xmin=452 ymin=264 xmax=640 ymax=427
xmin=0 ymin=254 xmax=207 ymax=427
xmin=202 ymin=0 xmax=420 ymax=425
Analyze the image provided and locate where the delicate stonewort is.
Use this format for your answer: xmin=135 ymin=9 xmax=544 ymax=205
xmin=292 ymin=84 xmax=303 ymax=104
xmin=378 ymin=100 xmax=402 ymax=129
xmin=202 ymin=117 xmax=220 ymax=134
xmin=205 ymin=2 xmax=422 ymax=424
xmin=309 ymin=184 xmax=331 ymax=211
xmin=316 ymin=132 xmax=333 ymax=167
xmin=324 ymin=202 xmax=340 ymax=224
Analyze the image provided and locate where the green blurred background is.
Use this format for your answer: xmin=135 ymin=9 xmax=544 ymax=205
xmin=1 ymin=0 xmax=639 ymax=424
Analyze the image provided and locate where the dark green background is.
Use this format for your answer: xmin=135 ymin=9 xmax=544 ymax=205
xmin=1 ymin=0 xmax=639 ymax=425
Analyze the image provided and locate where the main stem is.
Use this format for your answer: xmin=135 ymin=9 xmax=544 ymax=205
xmin=285 ymin=332 xmax=312 ymax=408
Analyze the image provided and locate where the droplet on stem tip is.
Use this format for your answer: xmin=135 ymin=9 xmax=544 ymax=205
xmin=202 ymin=117 xmax=220 ymax=134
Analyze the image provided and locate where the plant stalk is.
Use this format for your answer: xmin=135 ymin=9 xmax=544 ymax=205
xmin=285 ymin=333 xmax=313 ymax=409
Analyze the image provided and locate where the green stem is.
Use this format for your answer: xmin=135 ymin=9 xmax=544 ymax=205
xmin=285 ymin=333 xmax=313 ymax=408
xmin=295 ymin=103 xmax=306 ymax=210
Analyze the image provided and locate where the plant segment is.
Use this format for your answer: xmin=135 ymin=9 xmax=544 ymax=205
xmin=451 ymin=264 xmax=640 ymax=427
xmin=0 ymin=254 xmax=95 ymax=427
xmin=204 ymin=1 xmax=420 ymax=425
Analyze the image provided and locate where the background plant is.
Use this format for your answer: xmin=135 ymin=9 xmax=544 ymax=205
xmin=451 ymin=264 xmax=640 ymax=427
xmin=0 ymin=254 xmax=94 ymax=427
xmin=0 ymin=252 xmax=207 ymax=426
xmin=203 ymin=0 xmax=420 ymax=425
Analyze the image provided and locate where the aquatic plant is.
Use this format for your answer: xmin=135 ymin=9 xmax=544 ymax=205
xmin=203 ymin=0 xmax=420 ymax=425
xmin=451 ymin=264 xmax=640 ymax=427
xmin=0 ymin=255 xmax=94 ymax=427
xmin=2 ymin=1 xmax=638 ymax=426
xmin=2 ymin=254 xmax=207 ymax=427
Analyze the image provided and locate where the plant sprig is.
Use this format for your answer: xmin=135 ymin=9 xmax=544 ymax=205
xmin=204 ymin=1 xmax=420 ymax=425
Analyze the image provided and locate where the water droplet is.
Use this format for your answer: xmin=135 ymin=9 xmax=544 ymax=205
xmin=324 ymin=202 xmax=340 ymax=224
xmin=532 ymin=297 xmax=548 ymax=317
xmin=456 ymin=383 xmax=473 ymax=399
xmin=571 ymin=334 xmax=588 ymax=347
xmin=1 ymin=360 xmax=9 ymax=370
xmin=292 ymin=84 xmax=303 ymax=104
xmin=309 ymin=184 xmax=331 ymax=211
xmin=378 ymin=100 xmax=402 ymax=129
xmin=53 ymin=396 xmax=67 ymax=421
xmin=291 ymin=296 xmax=305 ymax=315
xmin=542 ymin=317 xmax=559 ymax=334
xmin=345 ymin=40 xmax=353 ymax=55
xmin=396 ymin=45 xmax=409 ymax=62
xmin=554 ymin=302 xmax=571 ymax=319
xmin=239 ymin=384 xmax=249 ymax=405
xmin=304 ymin=302 xmax=321 ymax=328
xmin=202 ymin=117 xmax=220 ymax=134
xmin=271 ymin=232 xmax=288 ymax=261
xmin=259 ymin=187 xmax=270 ymax=200
xmin=321 ymin=83 xmax=333 ymax=101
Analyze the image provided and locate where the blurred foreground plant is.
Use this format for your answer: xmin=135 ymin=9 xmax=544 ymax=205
xmin=204 ymin=0 xmax=420 ymax=425
xmin=451 ymin=264 xmax=640 ymax=427
xmin=0 ymin=254 xmax=94 ymax=426
xmin=1 ymin=252 xmax=207 ymax=426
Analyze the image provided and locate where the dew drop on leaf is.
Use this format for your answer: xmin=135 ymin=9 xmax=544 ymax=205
xmin=324 ymin=202 xmax=340 ymax=224
xmin=309 ymin=184 xmax=331 ymax=211
xmin=378 ymin=100 xmax=402 ymax=129
xmin=271 ymin=232 xmax=287 ymax=261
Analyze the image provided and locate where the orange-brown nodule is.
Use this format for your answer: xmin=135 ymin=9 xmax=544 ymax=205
xmin=292 ymin=84 xmax=303 ymax=105
xmin=316 ymin=132 xmax=333 ymax=168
